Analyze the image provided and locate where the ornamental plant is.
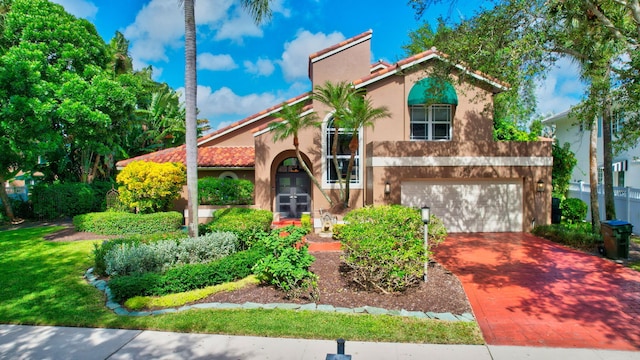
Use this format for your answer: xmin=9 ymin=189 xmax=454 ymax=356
xmin=116 ymin=161 xmax=186 ymax=213
xmin=337 ymin=205 xmax=441 ymax=293
xmin=252 ymin=225 xmax=318 ymax=300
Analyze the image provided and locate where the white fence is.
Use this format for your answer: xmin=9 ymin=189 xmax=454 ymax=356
xmin=568 ymin=182 xmax=640 ymax=234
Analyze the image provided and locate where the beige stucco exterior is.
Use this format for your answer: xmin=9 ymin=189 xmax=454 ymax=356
xmin=153 ymin=30 xmax=552 ymax=232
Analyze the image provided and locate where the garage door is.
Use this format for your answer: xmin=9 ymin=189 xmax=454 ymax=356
xmin=401 ymin=179 xmax=523 ymax=232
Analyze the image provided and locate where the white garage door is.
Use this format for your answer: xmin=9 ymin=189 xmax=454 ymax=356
xmin=401 ymin=179 xmax=523 ymax=233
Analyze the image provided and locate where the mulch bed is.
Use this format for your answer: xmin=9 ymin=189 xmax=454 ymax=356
xmin=194 ymin=250 xmax=472 ymax=314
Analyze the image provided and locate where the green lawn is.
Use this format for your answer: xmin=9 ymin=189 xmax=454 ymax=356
xmin=0 ymin=226 xmax=483 ymax=344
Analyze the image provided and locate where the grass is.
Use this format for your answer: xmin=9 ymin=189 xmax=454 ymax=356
xmin=0 ymin=226 xmax=483 ymax=344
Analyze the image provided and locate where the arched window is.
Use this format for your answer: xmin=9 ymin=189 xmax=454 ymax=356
xmin=322 ymin=115 xmax=362 ymax=187
xmin=219 ymin=171 xmax=238 ymax=180
xmin=408 ymin=78 xmax=457 ymax=141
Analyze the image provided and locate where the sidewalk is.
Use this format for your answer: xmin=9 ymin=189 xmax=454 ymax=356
xmin=1 ymin=325 xmax=639 ymax=359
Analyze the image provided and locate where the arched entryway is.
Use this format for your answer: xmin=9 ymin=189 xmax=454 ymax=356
xmin=275 ymin=157 xmax=311 ymax=219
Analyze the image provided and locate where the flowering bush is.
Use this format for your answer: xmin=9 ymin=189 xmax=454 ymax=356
xmin=116 ymin=161 xmax=186 ymax=213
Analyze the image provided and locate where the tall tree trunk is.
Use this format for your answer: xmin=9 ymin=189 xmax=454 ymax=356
xmin=344 ymin=132 xmax=359 ymax=207
xmin=331 ymin=123 xmax=345 ymax=205
xmin=184 ymin=0 xmax=199 ymax=237
xmin=0 ymin=174 xmax=17 ymax=223
xmin=601 ymin=86 xmax=616 ymax=220
xmin=589 ymin=116 xmax=601 ymax=234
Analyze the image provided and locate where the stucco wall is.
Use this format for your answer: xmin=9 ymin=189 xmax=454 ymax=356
xmin=365 ymin=140 xmax=553 ymax=231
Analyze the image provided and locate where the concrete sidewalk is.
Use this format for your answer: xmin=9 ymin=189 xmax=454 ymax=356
xmin=1 ymin=325 xmax=639 ymax=360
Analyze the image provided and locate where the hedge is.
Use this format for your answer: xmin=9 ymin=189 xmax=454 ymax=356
xmin=200 ymin=208 xmax=272 ymax=248
xmin=108 ymin=246 xmax=267 ymax=302
xmin=73 ymin=211 xmax=183 ymax=235
xmin=198 ymin=177 xmax=254 ymax=205
xmin=32 ymin=181 xmax=114 ymax=219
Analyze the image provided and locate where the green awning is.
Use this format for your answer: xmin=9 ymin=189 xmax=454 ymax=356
xmin=407 ymin=78 xmax=458 ymax=106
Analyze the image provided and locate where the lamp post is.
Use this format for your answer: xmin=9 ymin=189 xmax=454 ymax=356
xmin=421 ymin=206 xmax=430 ymax=282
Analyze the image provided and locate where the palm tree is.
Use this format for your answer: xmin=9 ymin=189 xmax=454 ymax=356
xmin=312 ymin=81 xmax=362 ymax=205
xmin=341 ymin=95 xmax=391 ymax=206
xmin=269 ymin=103 xmax=333 ymax=206
xmin=181 ymin=0 xmax=273 ymax=237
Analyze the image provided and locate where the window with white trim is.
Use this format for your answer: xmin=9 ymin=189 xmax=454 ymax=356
xmin=410 ymin=104 xmax=452 ymax=141
xmin=324 ymin=117 xmax=360 ymax=186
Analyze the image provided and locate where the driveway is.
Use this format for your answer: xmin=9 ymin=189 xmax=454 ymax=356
xmin=434 ymin=233 xmax=640 ymax=351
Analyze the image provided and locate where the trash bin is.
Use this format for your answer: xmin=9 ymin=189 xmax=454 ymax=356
xmin=601 ymin=220 xmax=633 ymax=259
xmin=551 ymin=197 xmax=562 ymax=224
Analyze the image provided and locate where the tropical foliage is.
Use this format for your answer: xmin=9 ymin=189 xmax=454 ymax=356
xmin=116 ymin=161 xmax=186 ymax=213
xmin=0 ymin=0 xmax=194 ymax=223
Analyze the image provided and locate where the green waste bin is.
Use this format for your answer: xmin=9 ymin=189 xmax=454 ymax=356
xmin=601 ymin=220 xmax=633 ymax=259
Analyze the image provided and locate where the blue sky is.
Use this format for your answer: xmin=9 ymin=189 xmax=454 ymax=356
xmin=51 ymin=0 xmax=583 ymax=130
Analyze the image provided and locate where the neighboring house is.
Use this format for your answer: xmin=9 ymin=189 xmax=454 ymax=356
xmin=542 ymin=110 xmax=640 ymax=188
xmin=118 ymin=30 xmax=552 ymax=233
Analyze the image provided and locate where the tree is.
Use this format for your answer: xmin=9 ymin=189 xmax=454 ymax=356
xmin=312 ymin=81 xmax=361 ymax=207
xmin=340 ymin=95 xmax=391 ymax=205
xmin=134 ymin=85 xmax=187 ymax=153
xmin=408 ymin=0 xmax=632 ymax=227
xmin=0 ymin=0 xmax=137 ymax=219
xmin=268 ymin=103 xmax=333 ymax=206
xmin=551 ymin=141 xmax=577 ymax=199
xmin=181 ymin=0 xmax=273 ymax=237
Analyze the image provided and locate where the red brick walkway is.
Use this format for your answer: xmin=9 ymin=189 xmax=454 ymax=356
xmin=435 ymin=233 xmax=640 ymax=350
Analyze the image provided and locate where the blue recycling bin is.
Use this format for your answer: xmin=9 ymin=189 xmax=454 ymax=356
xmin=601 ymin=220 xmax=633 ymax=259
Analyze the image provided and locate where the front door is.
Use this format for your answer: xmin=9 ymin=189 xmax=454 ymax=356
xmin=276 ymin=158 xmax=311 ymax=218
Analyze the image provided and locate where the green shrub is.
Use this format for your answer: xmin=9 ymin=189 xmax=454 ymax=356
xmin=92 ymin=232 xmax=187 ymax=276
xmin=32 ymin=182 xmax=110 ymax=219
xmin=532 ymin=224 xmax=602 ymax=250
xmin=108 ymin=246 xmax=267 ymax=302
xmin=300 ymin=213 xmax=312 ymax=232
xmin=116 ymin=161 xmax=186 ymax=213
xmin=0 ymin=197 xmax=33 ymax=221
xmin=104 ymin=232 xmax=239 ymax=276
xmin=201 ymin=208 xmax=272 ymax=248
xmin=561 ymin=198 xmax=588 ymax=224
xmin=198 ymin=177 xmax=254 ymax=205
xmin=252 ymin=226 xmax=317 ymax=299
xmin=73 ymin=211 xmax=183 ymax=235
xmin=337 ymin=205 xmax=440 ymax=293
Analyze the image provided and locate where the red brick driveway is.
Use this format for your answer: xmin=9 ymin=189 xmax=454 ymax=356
xmin=434 ymin=233 xmax=640 ymax=350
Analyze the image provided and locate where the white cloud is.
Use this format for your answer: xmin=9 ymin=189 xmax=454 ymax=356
xmin=215 ymin=8 xmax=263 ymax=42
xmin=176 ymin=85 xmax=282 ymax=126
xmin=197 ymin=53 xmax=238 ymax=71
xmin=123 ymin=0 xmax=185 ymax=66
xmin=123 ymin=0 xmax=234 ymax=69
xmin=278 ymin=30 xmax=345 ymax=81
xmin=535 ymin=57 xmax=585 ymax=116
xmin=50 ymin=0 xmax=98 ymax=19
xmin=244 ymin=58 xmax=275 ymax=76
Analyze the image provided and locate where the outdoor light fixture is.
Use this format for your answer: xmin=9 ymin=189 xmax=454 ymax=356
xmin=536 ymin=179 xmax=545 ymax=193
xmin=421 ymin=206 xmax=430 ymax=224
xmin=421 ymin=206 xmax=430 ymax=282
xmin=384 ymin=181 xmax=391 ymax=196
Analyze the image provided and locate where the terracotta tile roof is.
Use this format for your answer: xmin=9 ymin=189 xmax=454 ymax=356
xmin=352 ymin=47 xmax=510 ymax=91
xmin=197 ymin=92 xmax=311 ymax=147
xmin=370 ymin=60 xmax=392 ymax=72
xmin=116 ymin=146 xmax=255 ymax=169
xmin=308 ymin=29 xmax=373 ymax=62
